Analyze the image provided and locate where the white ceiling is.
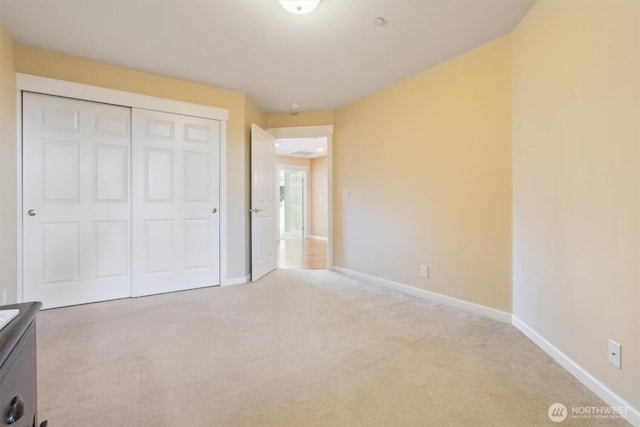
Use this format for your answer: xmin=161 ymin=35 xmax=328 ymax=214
xmin=0 ymin=0 xmax=536 ymax=113
xmin=276 ymin=137 xmax=327 ymax=159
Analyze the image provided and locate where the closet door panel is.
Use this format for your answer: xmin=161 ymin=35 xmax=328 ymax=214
xmin=22 ymin=92 xmax=132 ymax=308
xmin=132 ymin=109 xmax=220 ymax=296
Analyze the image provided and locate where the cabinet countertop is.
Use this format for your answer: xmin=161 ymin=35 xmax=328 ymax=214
xmin=0 ymin=302 xmax=42 ymax=370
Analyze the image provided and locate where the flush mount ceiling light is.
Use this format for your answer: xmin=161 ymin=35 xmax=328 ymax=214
xmin=279 ymin=0 xmax=321 ymax=15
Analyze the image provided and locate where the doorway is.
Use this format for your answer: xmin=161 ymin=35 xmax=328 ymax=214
xmin=275 ymin=136 xmax=328 ymax=270
xmin=279 ymin=166 xmax=307 ymax=240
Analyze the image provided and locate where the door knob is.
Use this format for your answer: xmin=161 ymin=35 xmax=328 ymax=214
xmin=212 ymin=208 xmax=217 ymax=214
xmin=27 ymin=209 xmax=37 ymax=217
xmin=7 ymin=395 xmax=25 ymax=424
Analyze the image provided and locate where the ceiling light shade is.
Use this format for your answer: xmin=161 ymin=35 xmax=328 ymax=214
xmin=279 ymin=0 xmax=321 ymax=15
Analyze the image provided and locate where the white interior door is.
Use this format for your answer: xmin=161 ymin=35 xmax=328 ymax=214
xmin=132 ymin=109 xmax=220 ymax=296
xmin=251 ymin=124 xmax=277 ymax=281
xmin=23 ymin=92 xmax=132 ymax=308
xmin=288 ymin=170 xmax=304 ymax=238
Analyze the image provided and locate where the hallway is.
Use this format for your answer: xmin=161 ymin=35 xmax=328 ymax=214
xmin=277 ymin=238 xmax=327 ymax=270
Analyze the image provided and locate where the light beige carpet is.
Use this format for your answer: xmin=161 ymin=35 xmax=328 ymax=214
xmin=36 ymin=269 xmax=629 ymax=426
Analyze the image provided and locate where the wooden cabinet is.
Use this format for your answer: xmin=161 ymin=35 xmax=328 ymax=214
xmin=0 ymin=302 xmax=45 ymax=427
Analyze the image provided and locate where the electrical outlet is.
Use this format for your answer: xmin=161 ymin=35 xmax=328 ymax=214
xmin=420 ymin=265 xmax=429 ymax=278
xmin=608 ymin=339 xmax=621 ymax=369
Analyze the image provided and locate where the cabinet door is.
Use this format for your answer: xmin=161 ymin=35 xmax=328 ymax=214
xmin=23 ymin=93 xmax=132 ymax=308
xmin=0 ymin=326 xmax=37 ymax=427
xmin=131 ymin=109 xmax=220 ymax=296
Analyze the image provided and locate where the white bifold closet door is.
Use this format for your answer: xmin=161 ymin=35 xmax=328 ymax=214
xmin=131 ymin=108 xmax=220 ymax=296
xmin=22 ymin=93 xmax=220 ymax=308
xmin=22 ymin=92 xmax=133 ymax=308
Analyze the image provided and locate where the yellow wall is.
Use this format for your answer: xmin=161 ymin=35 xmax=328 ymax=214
xmin=16 ymin=45 xmax=253 ymax=280
xmin=266 ymin=110 xmax=334 ymax=128
xmin=245 ymin=98 xmax=267 ymax=140
xmin=512 ymin=0 xmax=639 ymax=411
xmin=277 ymin=156 xmax=311 ymax=168
xmin=0 ymin=23 xmax=17 ymax=303
xmin=333 ymin=36 xmax=513 ymax=312
xmin=310 ymin=156 xmax=328 ymax=237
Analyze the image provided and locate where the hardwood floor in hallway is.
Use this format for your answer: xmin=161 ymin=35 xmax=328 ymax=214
xmin=277 ymin=238 xmax=327 ymax=269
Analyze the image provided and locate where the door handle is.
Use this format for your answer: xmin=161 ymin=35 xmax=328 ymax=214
xmin=212 ymin=208 xmax=217 ymax=214
xmin=249 ymin=208 xmax=263 ymax=213
xmin=27 ymin=209 xmax=37 ymax=217
xmin=7 ymin=395 xmax=25 ymax=424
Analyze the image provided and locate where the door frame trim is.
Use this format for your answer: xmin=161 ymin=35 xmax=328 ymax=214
xmin=16 ymin=73 xmax=229 ymax=302
xmin=267 ymin=125 xmax=334 ymax=269
xmin=16 ymin=74 xmax=228 ymax=120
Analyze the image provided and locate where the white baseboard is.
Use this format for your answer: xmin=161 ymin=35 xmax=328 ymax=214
xmin=221 ymin=275 xmax=250 ymax=287
xmin=309 ymin=235 xmax=328 ymax=241
xmin=331 ymin=266 xmax=512 ymax=323
xmin=512 ymin=316 xmax=640 ymax=426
